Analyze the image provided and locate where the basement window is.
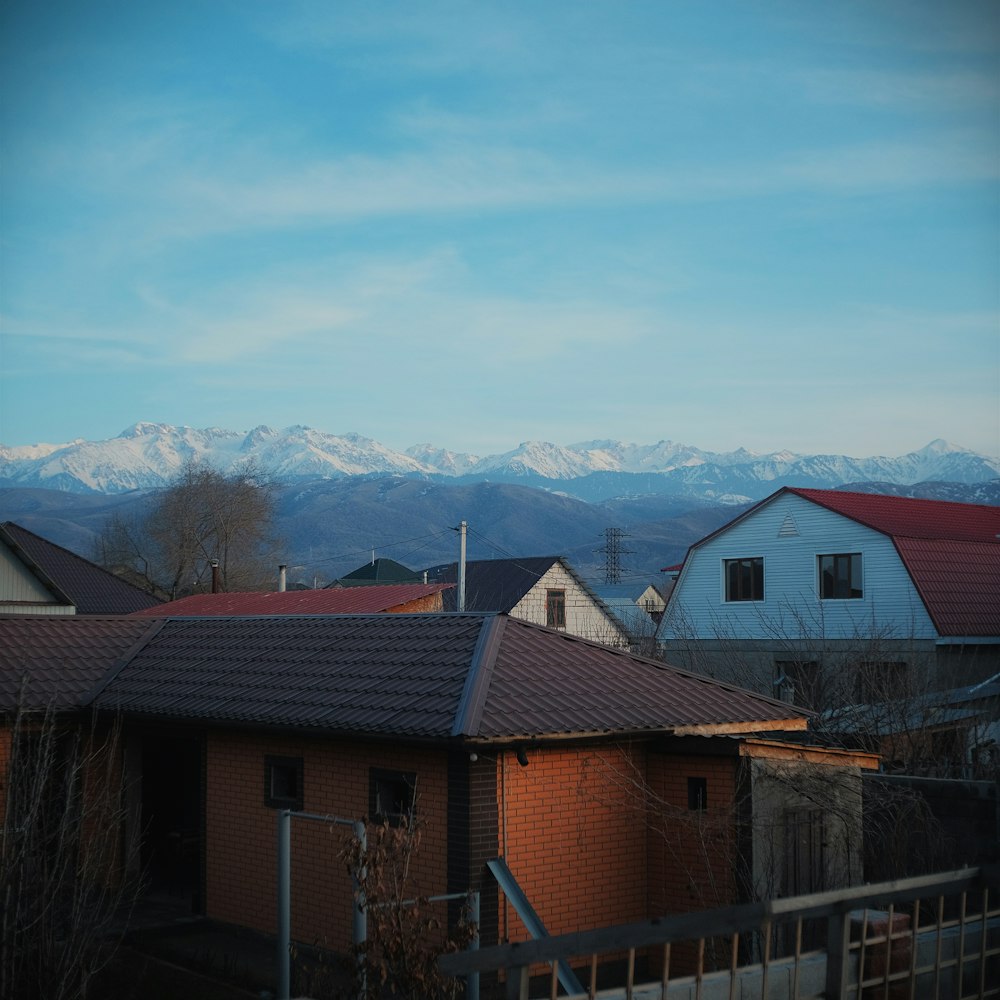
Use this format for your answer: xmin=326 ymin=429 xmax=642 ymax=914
xmin=687 ymin=777 xmax=708 ymax=811
xmin=369 ymin=768 xmax=416 ymax=827
xmin=546 ymin=589 xmax=567 ymax=629
xmin=265 ymin=755 xmax=303 ymax=810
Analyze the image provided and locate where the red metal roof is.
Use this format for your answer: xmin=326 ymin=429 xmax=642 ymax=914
xmin=0 ymin=616 xmax=160 ymax=710
xmin=787 ymin=490 xmax=1000 ymax=636
xmin=787 ymin=489 xmax=1000 ymax=542
xmin=130 ymin=583 xmax=452 ymax=617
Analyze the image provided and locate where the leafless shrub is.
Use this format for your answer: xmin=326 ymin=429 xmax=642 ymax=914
xmin=0 ymin=705 xmax=143 ymax=1000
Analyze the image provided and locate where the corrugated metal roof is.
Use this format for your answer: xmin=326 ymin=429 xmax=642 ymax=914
xmin=893 ymin=538 xmax=1000 ymax=636
xmin=1 ymin=522 xmax=163 ymax=614
xmin=788 ymin=489 xmax=1000 ymax=542
xmin=0 ymin=616 xmax=161 ymax=710
xmin=130 ymin=583 xmax=452 ymax=617
xmin=89 ymin=613 xmax=804 ymax=741
xmin=424 ymin=556 xmax=563 ymax=612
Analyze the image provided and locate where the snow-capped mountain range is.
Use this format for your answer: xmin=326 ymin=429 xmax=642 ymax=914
xmin=1 ymin=422 xmax=997 ymax=501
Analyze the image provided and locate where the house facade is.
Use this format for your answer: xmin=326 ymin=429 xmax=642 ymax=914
xmin=1 ymin=612 xmax=877 ymax=976
xmin=424 ymin=555 xmax=630 ymax=646
xmin=659 ymin=489 xmax=1000 ymax=708
xmin=0 ymin=521 xmax=161 ymax=615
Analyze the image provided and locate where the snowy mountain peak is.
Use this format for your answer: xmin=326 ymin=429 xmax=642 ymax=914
xmin=1 ymin=423 xmax=996 ymax=496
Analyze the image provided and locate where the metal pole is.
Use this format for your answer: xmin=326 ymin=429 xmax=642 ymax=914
xmin=277 ymin=809 xmax=291 ymax=1000
xmin=353 ymin=820 xmax=367 ymax=1000
xmin=458 ymin=520 xmax=467 ymax=612
xmin=467 ymin=890 xmax=480 ymax=1000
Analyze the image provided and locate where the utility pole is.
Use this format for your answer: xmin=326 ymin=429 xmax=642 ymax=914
xmin=457 ymin=520 xmax=467 ymax=612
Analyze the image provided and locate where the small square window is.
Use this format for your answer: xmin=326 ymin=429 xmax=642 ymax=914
xmin=265 ymin=755 xmax=303 ymax=810
xmin=546 ymin=589 xmax=566 ymax=629
xmin=687 ymin=777 xmax=707 ymax=811
xmin=724 ymin=558 xmax=764 ymax=602
xmin=369 ymin=768 xmax=416 ymax=827
xmin=818 ymin=553 xmax=862 ymax=599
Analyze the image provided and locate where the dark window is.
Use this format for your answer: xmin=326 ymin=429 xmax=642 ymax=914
xmin=546 ymin=589 xmax=566 ymax=628
xmin=265 ymin=755 xmax=303 ymax=810
xmin=724 ymin=557 xmax=764 ymax=602
xmin=687 ymin=777 xmax=707 ymax=811
xmin=369 ymin=768 xmax=416 ymax=827
xmin=819 ymin=553 xmax=862 ymax=599
xmin=855 ymin=661 xmax=907 ymax=703
xmin=774 ymin=660 xmax=821 ymax=710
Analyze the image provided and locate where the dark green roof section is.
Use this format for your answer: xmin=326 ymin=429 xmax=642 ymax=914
xmin=332 ymin=557 xmax=422 ymax=587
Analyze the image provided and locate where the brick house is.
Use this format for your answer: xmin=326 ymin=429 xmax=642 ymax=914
xmin=1 ymin=612 xmax=876 ymax=970
xmin=424 ymin=555 xmax=630 ymax=646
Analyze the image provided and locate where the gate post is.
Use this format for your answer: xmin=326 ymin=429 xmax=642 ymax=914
xmin=277 ymin=809 xmax=291 ymax=1000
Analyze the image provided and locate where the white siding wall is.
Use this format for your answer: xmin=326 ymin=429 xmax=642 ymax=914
xmin=663 ymin=492 xmax=936 ymax=641
xmin=0 ymin=546 xmax=73 ymax=613
xmin=512 ymin=564 xmax=628 ymax=646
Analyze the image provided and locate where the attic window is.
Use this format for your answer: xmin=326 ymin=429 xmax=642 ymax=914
xmin=724 ymin=558 xmax=764 ymax=602
xmin=546 ymin=589 xmax=566 ymax=629
xmin=819 ymin=553 xmax=862 ymax=599
xmin=265 ymin=755 xmax=303 ymax=810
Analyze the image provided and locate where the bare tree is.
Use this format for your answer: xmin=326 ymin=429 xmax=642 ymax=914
xmin=96 ymin=460 xmax=279 ymax=598
xmin=0 ymin=703 xmax=142 ymax=1000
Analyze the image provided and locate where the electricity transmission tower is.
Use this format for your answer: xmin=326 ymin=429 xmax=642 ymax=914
xmin=596 ymin=527 xmax=633 ymax=585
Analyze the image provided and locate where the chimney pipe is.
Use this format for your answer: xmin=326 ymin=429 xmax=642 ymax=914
xmin=278 ymin=565 xmax=287 ymax=592
xmin=211 ymin=559 xmax=220 ymax=594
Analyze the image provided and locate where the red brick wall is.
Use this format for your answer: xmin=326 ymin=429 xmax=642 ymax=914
xmin=497 ymin=744 xmax=648 ymax=942
xmin=205 ymin=731 xmax=449 ymax=951
xmin=0 ymin=726 xmax=10 ymax=828
xmin=389 ymin=593 xmax=444 ymax=613
xmin=646 ymin=752 xmax=739 ymax=916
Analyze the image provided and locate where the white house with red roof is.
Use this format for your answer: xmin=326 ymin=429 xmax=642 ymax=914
xmin=658 ymin=488 xmax=1000 ymax=712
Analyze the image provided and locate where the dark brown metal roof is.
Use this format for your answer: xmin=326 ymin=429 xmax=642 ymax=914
xmin=90 ymin=613 xmax=804 ymax=741
xmin=1 ymin=522 xmax=163 ymax=614
xmin=0 ymin=615 xmax=161 ymax=710
xmin=424 ymin=556 xmax=564 ymax=612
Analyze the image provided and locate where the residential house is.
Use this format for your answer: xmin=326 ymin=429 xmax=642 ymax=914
xmin=0 ymin=613 xmax=877 ymax=975
xmin=659 ymin=489 xmax=1000 ymax=711
xmin=328 ymin=557 xmax=423 ymax=587
xmin=129 ymin=582 xmax=452 ymax=617
xmin=0 ymin=521 xmax=162 ymax=615
xmin=594 ymin=582 xmax=665 ymax=652
xmin=423 ymin=555 xmax=630 ymax=646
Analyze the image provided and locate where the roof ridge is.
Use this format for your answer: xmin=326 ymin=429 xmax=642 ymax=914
xmin=82 ymin=618 xmax=167 ymax=707
xmin=451 ymin=614 xmax=506 ymax=737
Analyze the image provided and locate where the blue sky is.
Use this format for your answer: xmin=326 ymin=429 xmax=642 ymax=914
xmin=1 ymin=0 xmax=998 ymax=458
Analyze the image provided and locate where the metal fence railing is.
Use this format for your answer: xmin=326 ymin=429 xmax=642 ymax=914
xmin=439 ymin=865 xmax=1000 ymax=1000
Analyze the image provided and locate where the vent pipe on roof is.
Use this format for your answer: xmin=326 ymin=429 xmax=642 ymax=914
xmin=278 ymin=565 xmax=287 ymax=592
xmin=457 ymin=520 xmax=467 ymax=612
xmin=210 ymin=559 xmax=220 ymax=594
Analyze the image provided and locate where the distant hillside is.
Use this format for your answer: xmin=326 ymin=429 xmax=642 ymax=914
xmin=0 ymin=479 xmax=738 ymax=587
xmin=4 ymin=474 xmax=997 ymax=589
